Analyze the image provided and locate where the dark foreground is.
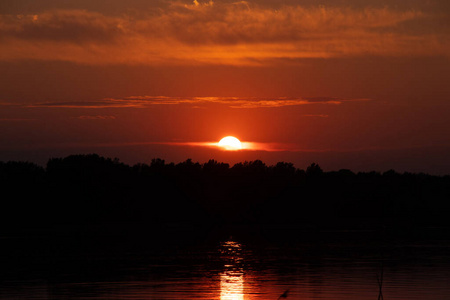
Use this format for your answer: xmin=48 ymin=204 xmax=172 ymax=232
xmin=1 ymin=154 xmax=450 ymax=298
xmin=2 ymin=154 xmax=450 ymax=232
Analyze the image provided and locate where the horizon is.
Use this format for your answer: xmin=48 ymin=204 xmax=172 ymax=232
xmin=2 ymin=142 xmax=450 ymax=175
xmin=3 ymin=153 xmax=449 ymax=176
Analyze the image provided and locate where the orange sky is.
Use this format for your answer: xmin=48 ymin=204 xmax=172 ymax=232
xmin=1 ymin=0 xmax=450 ymax=174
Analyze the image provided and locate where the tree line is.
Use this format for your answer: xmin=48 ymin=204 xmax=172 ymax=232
xmin=1 ymin=154 xmax=450 ymax=236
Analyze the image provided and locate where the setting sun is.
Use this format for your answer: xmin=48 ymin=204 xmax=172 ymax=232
xmin=218 ymin=136 xmax=242 ymax=150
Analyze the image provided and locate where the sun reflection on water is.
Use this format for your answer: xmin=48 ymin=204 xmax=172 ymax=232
xmin=220 ymin=240 xmax=245 ymax=300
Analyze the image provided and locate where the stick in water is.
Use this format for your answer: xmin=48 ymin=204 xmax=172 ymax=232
xmin=277 ymin=289 xmax=289 ymax=300
xmin=377 ymin=264 xmax=384 ymax=300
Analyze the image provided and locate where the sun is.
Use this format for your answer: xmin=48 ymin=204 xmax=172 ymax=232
xmin=218 ymin=136 xmax=242 ymax=150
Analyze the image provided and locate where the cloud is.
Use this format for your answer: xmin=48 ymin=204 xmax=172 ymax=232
xmin=39 ymin=139 xmax=412 ymax=153
xmin=112 ymin=96 xmax=370 ymax=108
xmin=132 ymin=141 xmax=304 ymax=152
xmin=74 ymin=115 xmax=116 ymax=120
xmin=0 ymin=118 xmax=37 ymax=121
xmin=27 ymin=100 xmax=145 ymax=108
xmin=0 ymin=102 xmax=22 ymax=107
xmin=0 ymin=10 xmax=124 ymax=43
xmin=27 ymin=96 xmax=370 ymax=109
xmin=0 ymin=2 xmax=448 ymax=65
xmin=303 ymin=114 xmax=329 ymax=118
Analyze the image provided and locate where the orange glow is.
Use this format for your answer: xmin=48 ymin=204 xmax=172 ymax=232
xmin=0 ymin=5 xmax=441 ymax=67
xmin=220 ymin=240 xmax=244 ymax=300
xmin=220 ymin=271 xmax=244 ymax=300
xmin=218 ymin=136 xmax=242 ymax=150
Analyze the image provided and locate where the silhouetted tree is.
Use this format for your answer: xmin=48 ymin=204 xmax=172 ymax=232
xmin=272 ymin=162 xmax=296 ymax=177
xmin=203 ymin=159 xmax=230 ymax=174
xmin=306 ymin=163 xmax=323 ymax=177
xmin=176 ymin=158 xmax=201 ymax=174
xmin=2 ymin=154 xmax=450 ymax=236
xmin=150 ymin=158 xmax=165 ymax=171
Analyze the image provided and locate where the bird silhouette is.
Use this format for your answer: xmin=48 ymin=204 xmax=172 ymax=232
xmin=277 ymin=289 xmax=289 ymax=300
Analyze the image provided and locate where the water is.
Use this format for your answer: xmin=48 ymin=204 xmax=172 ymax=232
xmin=2 ymin=230 xmax=450 ymax=299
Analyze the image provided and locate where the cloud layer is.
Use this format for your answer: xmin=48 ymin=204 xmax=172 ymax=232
xmin=25 ymin=96 xmax=370 ymax=109
xmin=0 ymin=1 xmax=448 ymax=65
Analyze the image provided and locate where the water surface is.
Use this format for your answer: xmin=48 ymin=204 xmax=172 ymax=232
xmin=2 ymin=230 xmax=450 ymax=299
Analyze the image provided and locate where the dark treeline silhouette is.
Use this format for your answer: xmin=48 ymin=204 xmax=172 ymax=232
xmin=2 ymin=154 xmax=450 ymax=241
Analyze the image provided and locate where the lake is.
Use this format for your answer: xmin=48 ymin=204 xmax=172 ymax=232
xmin=1 ymin=228 xmax=450 ymax=299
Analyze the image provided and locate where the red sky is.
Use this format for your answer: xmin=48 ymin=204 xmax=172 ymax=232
xmin=1 ymin=0 xmax=450 ymax=174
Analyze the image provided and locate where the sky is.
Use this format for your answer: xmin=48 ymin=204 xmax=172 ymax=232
xmin=1 ymin=0 xmax=450 ymax=174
